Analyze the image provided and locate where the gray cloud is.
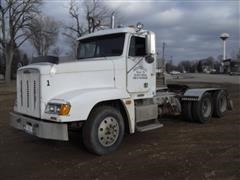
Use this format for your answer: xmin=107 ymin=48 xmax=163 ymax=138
xmin=22 ymin=0 xmax=239 ymax=63
xmin=105 ymin=1 xmax=239 ymax=62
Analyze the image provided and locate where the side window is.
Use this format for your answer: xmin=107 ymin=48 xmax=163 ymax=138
xmin=129 ymin=36 xmax=146 ymax=57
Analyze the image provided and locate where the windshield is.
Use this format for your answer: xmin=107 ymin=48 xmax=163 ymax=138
xmin=77 ymin=33 xmax=125 ymax=59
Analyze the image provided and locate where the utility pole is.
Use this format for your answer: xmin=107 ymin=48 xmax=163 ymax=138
xmin=162 ymin=42 xmax=166 ymax=72
xmin=162 ymin=42 xmax=166 ymax=60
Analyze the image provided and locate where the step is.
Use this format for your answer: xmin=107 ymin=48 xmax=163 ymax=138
xmin=136 ymin=121 xmax=164 ymax=132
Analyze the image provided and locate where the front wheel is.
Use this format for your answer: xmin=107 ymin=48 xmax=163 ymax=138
xmin=82 ymin=106 xmax=125 ymax=155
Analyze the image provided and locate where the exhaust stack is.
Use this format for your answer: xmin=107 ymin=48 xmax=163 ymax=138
xmin=111 ymin=13 xmax=115 ymax=29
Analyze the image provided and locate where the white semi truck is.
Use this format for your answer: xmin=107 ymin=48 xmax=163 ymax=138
xmin=10 ymin=24 xmax=232 ymax=155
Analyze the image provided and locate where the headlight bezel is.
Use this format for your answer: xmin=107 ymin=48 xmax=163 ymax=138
xmin=45 ymin=103 xmax=71 ymax=116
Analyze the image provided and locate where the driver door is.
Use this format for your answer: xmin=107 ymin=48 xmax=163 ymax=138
xmin=127 ymin=36 xmax=151 ymax=93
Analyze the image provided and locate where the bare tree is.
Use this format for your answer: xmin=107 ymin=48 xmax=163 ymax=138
xmin=84 ymin=0 xmax=111 ymax=33
xmin=62 ymin=0 xmax=84 ymax=57
xmin=0 ymin=0 xmax=42 ymax=83
xmin=65 ymin=0 xmax=111 ymax=36
xmin=26 ymin=15 xmax=59 ymax=56
xmin=63 ymin=0 xmax=116 ymax=56
xmin=51 ymin=46 xmax=62 ymax=57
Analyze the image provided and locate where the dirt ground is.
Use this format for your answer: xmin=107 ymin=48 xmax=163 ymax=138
xmin=0 ymin=76 xmax=239 ymax=180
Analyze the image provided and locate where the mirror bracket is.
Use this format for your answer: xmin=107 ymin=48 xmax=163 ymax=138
xmin=145 ymin=54 xmax=154 ymax=64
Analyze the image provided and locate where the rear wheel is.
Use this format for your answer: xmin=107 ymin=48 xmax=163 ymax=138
xmin=82 ymin=106 xmax=125 ymax=155
xmin=192 ymin=92 xmax=213 ymax=123
xmin=213 ymin=90 xmax=227 ymax=118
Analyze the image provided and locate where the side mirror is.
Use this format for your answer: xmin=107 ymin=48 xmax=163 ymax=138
xmin=145 ymin=32 xmax=156 ymax=55
xmin=145 ymin=32 xmax=156 ymax=64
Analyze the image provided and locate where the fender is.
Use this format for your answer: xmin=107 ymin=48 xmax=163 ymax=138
xmin=182 ymin=88 xmax=221 ymax=101
xmin=121 ymin=98 xmax=135 ymax=134
xmin=43 ymin=88 xmax=130 ymax=122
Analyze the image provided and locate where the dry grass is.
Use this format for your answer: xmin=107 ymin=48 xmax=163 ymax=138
xmin=0 ymin=81 xmax=16 ymax=102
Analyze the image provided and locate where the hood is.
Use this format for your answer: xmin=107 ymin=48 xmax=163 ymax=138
xmin=54 ymin=58 xmax=114 ymax=74
xmin=19 ymin=57 xmax=114 ymax=75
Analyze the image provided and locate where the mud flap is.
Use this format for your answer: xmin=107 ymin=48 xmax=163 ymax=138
xmin=227 ymin=98 xmax=234 ymax=111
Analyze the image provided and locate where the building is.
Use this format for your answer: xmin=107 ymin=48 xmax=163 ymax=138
xmin=223 ymin=59 xmax=240 ymax=75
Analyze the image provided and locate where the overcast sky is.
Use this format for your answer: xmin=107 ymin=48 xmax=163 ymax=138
xmin=23 ymin=0 xmax=240 ymax=63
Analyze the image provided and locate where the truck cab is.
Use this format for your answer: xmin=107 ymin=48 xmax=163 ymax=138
xmin=10 ymin=24 xmax=232 ymax=155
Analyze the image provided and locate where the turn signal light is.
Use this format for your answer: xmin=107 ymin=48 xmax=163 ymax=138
xmin=59 ymin=104 xmax=71 ymax=116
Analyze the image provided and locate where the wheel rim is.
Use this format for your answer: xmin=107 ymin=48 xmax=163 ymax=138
xmin=219 ymin=95 xmax=227 ymax=113
xmin=202 ymin=98 xmax=212 ymax=118
xmin=98 ymin=117 xmax=119 ymax=147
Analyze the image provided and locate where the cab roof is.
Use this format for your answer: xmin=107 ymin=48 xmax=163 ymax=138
xmin=77 ymin=27 xmax=138 ymax=41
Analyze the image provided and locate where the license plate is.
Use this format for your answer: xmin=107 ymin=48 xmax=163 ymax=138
xmin=24 ymin=124 xmax=33 ymax=134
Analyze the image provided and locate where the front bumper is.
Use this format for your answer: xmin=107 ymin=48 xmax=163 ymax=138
xmin=10 ymin=112 xmax=69 ymax=141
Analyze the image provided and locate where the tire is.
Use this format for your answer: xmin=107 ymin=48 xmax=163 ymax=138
xmin=82 ymin=106 xmax=125 ymax=155
xmin=182 ymin=101 xmax=193 ymax=122
xmin=192 ymin=92 xmax=213 ymax=123
xmin=213 ymin=90 xmax=227 ymax=118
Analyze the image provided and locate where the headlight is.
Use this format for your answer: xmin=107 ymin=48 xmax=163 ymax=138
xmin=45 ymin=103 xmax=71 ymax=116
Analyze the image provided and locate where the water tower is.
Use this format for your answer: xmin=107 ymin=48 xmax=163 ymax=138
xmin=220 ymin=33 xmax=230 ymax=60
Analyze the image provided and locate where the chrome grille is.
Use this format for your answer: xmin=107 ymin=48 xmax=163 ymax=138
xmin=26 ymin=80 xmax=29 ymax=108
xmin=34 ymin=80 xmax=36 ymax=109
xmin=17 ymin=69 xmax=40 ymax=118
xmin=20 ymin=80 xmax=23 ymax=106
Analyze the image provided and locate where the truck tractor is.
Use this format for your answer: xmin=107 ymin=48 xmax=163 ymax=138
xmin=10 ymin=23 xmax=233 ymax=155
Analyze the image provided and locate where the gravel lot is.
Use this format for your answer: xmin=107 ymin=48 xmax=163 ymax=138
xmin=0 ymin=74 xmax=239 ymax=180
xmin=167 ymin=73 xmax=240 ymax=85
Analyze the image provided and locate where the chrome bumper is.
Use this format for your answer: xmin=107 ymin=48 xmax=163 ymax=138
xmin=10 ymin=112 xmax=68 ymax=141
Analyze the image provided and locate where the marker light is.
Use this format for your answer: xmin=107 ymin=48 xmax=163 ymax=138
xmin=59 ymin=104 xmax=71 ymax=116
xmin=136 ymin=22 xmax=144 ymax=31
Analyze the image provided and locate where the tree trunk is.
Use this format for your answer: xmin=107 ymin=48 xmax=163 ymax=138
xmin=4 ymin=50 xmax=14 ymax=84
